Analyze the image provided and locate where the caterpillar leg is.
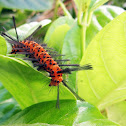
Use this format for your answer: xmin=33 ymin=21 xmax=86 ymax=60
xmin=56 ymin=85 xmax=60 ymax=109
xmin=62 ymin=80 xmax=84 ymax=101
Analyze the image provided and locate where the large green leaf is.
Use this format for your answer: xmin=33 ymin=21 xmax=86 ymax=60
xmin=0 ymin=34 xmax=21 ymax=125
xmin=5 ymin=100 xmax=118 ymax=126
xmin=44 ymin=16 xmax=74 ymax=52
xmin=62 ymin=23 xmax=82 ymax=91
xmin=0 ymin=83 xmax=21 ymax=124
xmin=106 ymin=100 xmax=126 ymax=126
xmin=46 ymin=24 xmax=71 ymax=52
xmin=0 ymin=0 xmax=53 ymax=11
xmin=78 ymin=11 xmax=126 ymax=110
xmin=0 ymin=55 xmax=75 ymax=109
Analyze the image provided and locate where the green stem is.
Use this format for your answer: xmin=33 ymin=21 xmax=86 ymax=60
xmin=77 ymin=8 xmax=82 ymax=26
xmin=53 ymin=0 xmax=59 ymax=21
xmin=58 ymin=0 xmax=72 ymax=18
xmin=87 ymin=11 xmax=93 ymax=26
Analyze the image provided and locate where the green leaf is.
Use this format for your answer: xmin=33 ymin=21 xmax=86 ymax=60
xmin=63 ymin=23 xmax=82 ymax=62
xmin=62 ymin=23 xmax=82 ymax=91
xmin=0 ymin=0 xmax=53 ymax=11
xmin=0 ymin=36 xmax=7 ymax=55
xmin=0 ymin=83 xmax=21 ymax=124
xmin=8 ymin=19 xmax=51 ymax=42
xmin=5 ymin=100 xmax=118 ymax=126
xmin=78 ymin=11 xmax=126 ymax=110
xmin=106 ymin=100 xmax=126 ymax=126
xmin=93 ymin=5 xmax=125 ymax=27
xmin=46 ymin=24 xmax=70 ymax=52
xmin=44 ymin=16 xmax=74 ymax=52
xmin=2 ymin=124 xmax=61 ymax=126
xmin=0 ymin=55 xmax=75 ymax=109
xmin=89 ymin=0 xmax=109 ymax=12
xmin=87 ymin=5 xmax=125 ymax=46
xmin=105 ymin=5 xmax=125 ymax=17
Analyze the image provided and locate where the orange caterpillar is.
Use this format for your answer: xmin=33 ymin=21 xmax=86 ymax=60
xmin=12 ymin=40 xmax=63 ymax=86
xmin=1 ymin=17 xmax=92 ymax=107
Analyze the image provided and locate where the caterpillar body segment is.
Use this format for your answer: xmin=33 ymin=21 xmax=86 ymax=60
xmin=11 ymin=40 xmax=63 ymax=86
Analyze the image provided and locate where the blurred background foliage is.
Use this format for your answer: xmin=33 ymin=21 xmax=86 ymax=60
xmin=0 ymin=0 xmax=125 ymax=32
xmin=109 ymin=0 xmax=126 ymax=9
xmin=0 ymin=0 xmax=125 ymax=41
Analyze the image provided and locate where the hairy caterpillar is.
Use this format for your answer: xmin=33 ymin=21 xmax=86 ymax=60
xmin=1 ymin=17 xmax=92 ymax=108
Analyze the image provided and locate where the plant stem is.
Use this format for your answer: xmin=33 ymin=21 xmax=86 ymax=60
xmin=58 ymin=0 xmax=72 ymax=18
xmin=53 ymin=0 xmax=59 ymax=21
xmin=87 ymin=11 xmax=93 ymax=26
xmin=77 ymin=8 xmax=82 ymax=26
